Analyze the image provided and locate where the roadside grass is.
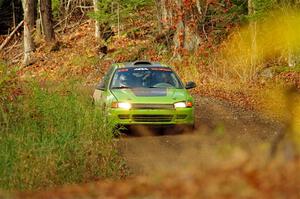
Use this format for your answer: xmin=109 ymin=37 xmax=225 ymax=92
xmin=0 ymin=63 xmax=125 ymax=190
xmin=71 ymin=55 xmax=101 ymax=68
xmin=275 ymin=65 xmax=300 ymax=73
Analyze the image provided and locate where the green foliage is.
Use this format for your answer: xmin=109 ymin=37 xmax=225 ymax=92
xmin=89 ymin=0 xmax=114 ymax=24
xmin=202 ymin=0 xmax=248 ymax=43
xmin=275 ymin=65 xmax=300 ymax=73
xmin=0 ymin=61 xmax=19 ymax=128
xmin=122 ymin=0 xmax=150 ymax=10
xmin=251 ymin=0 xmax=276 ymax=19
xmin=229 ymin=0 xmax=248 ymax=23
xmin=89 ymin=0 xmax=152 ymax=24
xmin=250 ymin=0 xmax=300 ymax=21
xmin=0 ymin=65 xmax=124 ymax=190
xmin=71 ymin=55 xmax=100 ymax=67
xmin=276 ymin=0 xmax=300 ymax=9
xmin=52 ymin=0 xmax=60 ymax=19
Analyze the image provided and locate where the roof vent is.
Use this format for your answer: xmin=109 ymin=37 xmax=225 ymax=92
xmin=133 ymin=61 xmax=152 ymax=65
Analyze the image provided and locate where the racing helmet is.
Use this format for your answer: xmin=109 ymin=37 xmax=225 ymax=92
xmin=119 ymin=73 xmax=129 ymax=87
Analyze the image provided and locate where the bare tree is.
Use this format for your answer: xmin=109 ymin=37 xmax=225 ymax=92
xmin=22 ymin=0 xmax=36 ymax=66
xmin=40 ymin=0 xmax=55 ymax=42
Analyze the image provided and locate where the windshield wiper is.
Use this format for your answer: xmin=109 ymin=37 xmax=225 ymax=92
xmin=111 ymin=86 xmax=131 ymax=89
xmin=148 ymin=86 xmax=175 ymax=89
xmin=148 ymin=86 xmax=164 ymax=88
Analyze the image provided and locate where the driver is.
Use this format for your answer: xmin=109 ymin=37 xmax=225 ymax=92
xmin=153 ymin=72 xmax=173 ymax=86
xmin=119 ymin=73 xmax=131 ymax=87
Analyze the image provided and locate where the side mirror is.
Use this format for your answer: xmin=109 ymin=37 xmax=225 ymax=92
xmin=185 ymin=81 xmax=196 ymax=89
xmin=96 ymin=82 xmax=105 ymax=91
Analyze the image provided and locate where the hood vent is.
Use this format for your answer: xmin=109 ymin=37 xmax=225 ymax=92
xmin=133 ymin=61 xmax=152 ymax=65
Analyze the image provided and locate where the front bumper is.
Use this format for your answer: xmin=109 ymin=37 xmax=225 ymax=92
xmin=109 ymin=108 xmax=194 ymax=125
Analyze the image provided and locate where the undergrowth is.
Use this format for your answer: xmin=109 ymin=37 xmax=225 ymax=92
xmin=275 ymin=65 xmax=300 ymax=73
xmin=0 ymin=61 xmax=125 ymax=190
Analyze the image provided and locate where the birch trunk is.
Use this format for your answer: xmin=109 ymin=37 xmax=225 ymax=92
xmin=93 ymin=0 xmax=100 ymax=39
xmin=22 ymin=0 xmax=35 ymax=66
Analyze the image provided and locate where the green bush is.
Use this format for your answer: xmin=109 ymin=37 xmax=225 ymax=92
xmin=0 ymin=67 xmax=124 ymax=190
xmin=89 ymin=0 xmax=152 ymax=24
xmin=52 ymin=0 xmax=60 ymax=19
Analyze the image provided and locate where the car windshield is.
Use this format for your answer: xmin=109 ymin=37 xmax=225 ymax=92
xmin=110 ymin=67 xmax=183 ymax=89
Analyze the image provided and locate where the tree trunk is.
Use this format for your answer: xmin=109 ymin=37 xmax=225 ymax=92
xmin=155 ymin=0 xmax=163 ymax=33
xmin=93 ymin=0 xmax=100 ymax=39
xmin=28 ymin=0 xmax=37 ymax=29
xmin=12 ymin=0 xmax=16 ymax=28
xmin=22 ymin=0 xmax=35 ymax=66
xmin=156 ymin=0 xmax=201 ymax=55
xmin=40 ymin=0 xmax=55 ymax=42
xmin=156 ymin=0 xmax=173 ymax=28
xmin=173 ymin=0 xmax=185 ymax=53
xmin=155 ymin=0 xmax=169 ymax=33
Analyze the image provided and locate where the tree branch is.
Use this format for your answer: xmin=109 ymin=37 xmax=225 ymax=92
xmin=0 ymin=20 xmax=24 ymax=51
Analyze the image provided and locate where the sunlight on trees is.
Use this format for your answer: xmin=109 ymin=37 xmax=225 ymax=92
xmin=221 ymin=10 xmax=300 ymax=81
xmin=90 ymin=0 xmax=151 ymax=40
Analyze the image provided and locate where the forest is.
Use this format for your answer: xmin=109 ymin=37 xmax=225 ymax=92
xmin=0 ymin=0 xmax=300 ymax=198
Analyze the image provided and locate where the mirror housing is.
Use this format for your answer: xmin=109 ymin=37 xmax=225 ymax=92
xmin=96 ymin=82 xmax=105 ymax=91
xmin=185 ymin=81 xmax=196 ymax=89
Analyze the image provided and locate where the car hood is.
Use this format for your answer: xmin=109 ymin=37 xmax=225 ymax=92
xmin=110 ymin=88 xmax=188 ymax=103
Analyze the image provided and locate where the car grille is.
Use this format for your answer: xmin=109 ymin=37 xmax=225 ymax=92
xmin=132 ymin=114 xmax=173 ymax=122
xmin=118 ymin=114 xmax=130 ymax=119
xmin=131 ymin=104 xmax=174 ymax=109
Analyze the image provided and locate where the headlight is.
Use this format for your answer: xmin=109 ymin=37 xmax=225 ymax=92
xmin=112 ymin=102 xmax=132 ymax=110
xmin=174 ymin=101 xmax=193 ymax=108
xmin=174 ymin=102 xmax=186 ymax=108
xmin=118 ymin=102 xmax=132 ymax=109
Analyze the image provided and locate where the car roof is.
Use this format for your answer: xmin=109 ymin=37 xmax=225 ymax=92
xmin=113 ymin=61 xmax=169 ymax=68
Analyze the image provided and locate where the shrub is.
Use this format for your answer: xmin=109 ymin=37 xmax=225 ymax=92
xmin=89 ymin=0 xmax=152 ymax=25
xmin=0 ymin=69 xmax=124 ymax=190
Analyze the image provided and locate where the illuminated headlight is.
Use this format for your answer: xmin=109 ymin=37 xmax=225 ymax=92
xmin=174 ymin=101 xmax=193 ymax=108
xmin=112 ymin=102 xmax=132 ymax=110
xmin=118 ymin=102 xmax=132 ymax=109
xmin=174 ymin=102 xmax=187 ymax=108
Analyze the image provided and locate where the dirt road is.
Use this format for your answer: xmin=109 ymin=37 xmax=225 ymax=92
xmin=14 ymin=96 xmax=291 ymax=199
xmin=118 ymin=95 xmax=282 ymax=175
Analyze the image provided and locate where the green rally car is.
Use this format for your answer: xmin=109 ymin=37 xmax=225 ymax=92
xmin=93 ymin=61 xmax=196 ymax=129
